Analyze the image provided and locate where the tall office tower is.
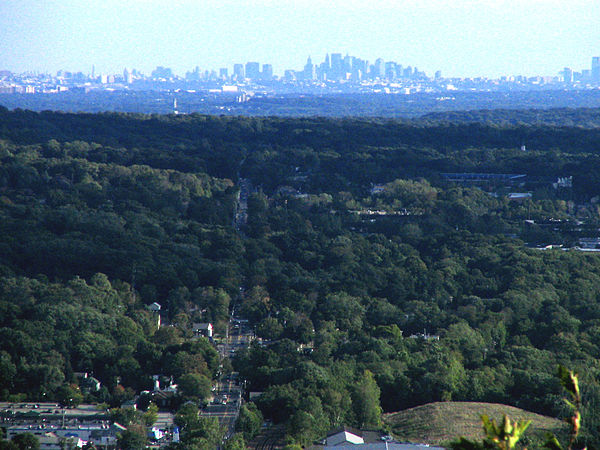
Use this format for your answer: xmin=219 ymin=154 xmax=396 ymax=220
xmin=123 ymin=67 xmax=133 ymax=84
xmin=152 ymin=66 xmax=173 ymax=79
xmin=318 ymin=62 xmax=328 ymax=81
xmin=186 ymin=66 xmax=201 ymax=81
xmin=373 ymin=58 xmax=385 ymax=79
xmin=245 ymin=62 xmax=260 ymax=80
xmin=303 ymin=56 xmax=315 ymax=80
xmin=262 ymin=64 xmax=273 ymax=80
xmin=435 ymin=70 xmax=442 ymax=80
xmin=233 ymin=64 xmax=244 ymax=80
xmin=395 ymin=64 xmax=403 ymax=79
xmin=219 ymin=68 xmax=228 ymax=80
xmin=582 ymin=69 xmax=591 ymax=81
xmin=330 ymin=53 xmax=343 ymax=80
xmin=385 ymin=61 xmax=396 ymax=80
xmin=91 ymin=65 xmax=95 ymax=80
xmin=284 ymin=70 xmax=296 ymax=82
xmin=592 ymin=57 xmax=600 ymax=83
xmin=403 ymin=66 xmax=413 ymax=78
xmin=563 ymin=67 xmax=573 ymax=83
xmin=343 ymin=54 xmax=352 ymax=75
xmin=324 ymin=53 xmax=331 ymax=71
xmin=352 ymin=58 xmax=366 ymax=81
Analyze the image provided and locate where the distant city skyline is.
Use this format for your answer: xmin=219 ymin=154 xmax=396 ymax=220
xmin=1 ymin=0 xmax=599 ymax=78
xmin=7 ymin=52 xmax=599 ymax=85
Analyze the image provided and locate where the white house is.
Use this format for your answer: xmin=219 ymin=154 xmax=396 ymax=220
xmin=326 ymin=428 xmax=364 ymax=446
xmin=192 ymin=323 xmax=213 ymax=338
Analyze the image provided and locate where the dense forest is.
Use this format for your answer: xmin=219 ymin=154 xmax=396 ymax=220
xmin=2 ymin=107 xmax=600 ymax=447
xmin=2 ymin=89 xmax=600 ymax=118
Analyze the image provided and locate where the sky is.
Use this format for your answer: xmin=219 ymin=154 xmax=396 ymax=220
xmin=0 ymin=0 xmax=599 ymax=79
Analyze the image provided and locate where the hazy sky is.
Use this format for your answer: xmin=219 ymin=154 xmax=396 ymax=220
xmin=1 ymin=0 xmax=598 ymax=78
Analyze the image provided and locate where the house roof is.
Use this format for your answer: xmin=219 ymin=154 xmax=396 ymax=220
xmin=326 ymin=427 xmax=364 ymax=446
xmin=324 ymin=444 xmax=445 ymax=449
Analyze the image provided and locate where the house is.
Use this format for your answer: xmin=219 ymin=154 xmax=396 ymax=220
xmin=326 ymin=427 xmax=364 ymax=446
xmin=579 ymin=237 xmax=600 ymax=249
xmin=73 ymin=372 xmax=100 ymax=391
xmin=409 ymin=332 xmax=440 ymax=341
xmin=147 ymin=302 xmax=161 ymax=312
xmin=507 ymin=192 xmax=532 ymax=201
xmin=553 ymin=176 xmax=573 ymax=189
xmin=147 ymin=302 xmax=162 ymax=328
xmin=192 ymin=322 xmax=213 ymax=338
xmin=148 ymin=426 xmax=164 ymax=441
xmin=370 ymin=184 xmax=386 ymax=195
xmin=324 ymin=444 xmax=444 ymax=449
xmin=80 ymin=376 xmax=101 ymax=392
xmin=149 ymin=390 xmax=178 ymax=409
xmin=121 ymin=399 xmax=137 ymax=410
xmin=248 ymin=392 xmax=264 ymax=402
xmin=318 ymin=428 xmax=445 ymax=449
xmin=6 ymin=422 xmax=125 ymax=449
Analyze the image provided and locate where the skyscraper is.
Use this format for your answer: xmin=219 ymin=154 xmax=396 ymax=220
xmin=123 ymin=67 xmax=133 ymax=84
xmin=330 ymin=53 xmax=342 ymax=80
xmin=262 ymin=64 xmax=273 ymax=80
xmin=563 ymin=67 xmax=573 ymax=83
xmin=304 ymin=56 xmax=315 ymax=80
xmin=245 ymin=62 xmax=260 ymax=80
xmin=233 ymin=64 xmax=244 ymax=80
xmin=385 ymin=62 xmax=396 ymax=80
xmin=592 ymin=57 xmax=600 ymax=83
xmin=343 ymin=55 xmax=353 ymax=74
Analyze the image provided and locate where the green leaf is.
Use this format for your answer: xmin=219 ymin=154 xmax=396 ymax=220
xmin=557 ymin=365 xmax=579 ymax=399
xmin=450 ymin=437 xmax=487 ymax=450
xmin=543 ymin=432 xmax=563 ymax=450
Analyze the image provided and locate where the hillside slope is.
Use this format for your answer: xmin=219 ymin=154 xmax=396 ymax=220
xmin=384 ymin=402 xmax=567 ymax=446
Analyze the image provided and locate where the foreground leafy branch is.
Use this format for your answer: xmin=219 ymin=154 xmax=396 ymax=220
xmin=544 ymin=365 xmax=584 ymax=450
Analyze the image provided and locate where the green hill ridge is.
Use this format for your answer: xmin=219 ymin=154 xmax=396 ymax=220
xmin=384 ymin=402 xmax=568 ymax=446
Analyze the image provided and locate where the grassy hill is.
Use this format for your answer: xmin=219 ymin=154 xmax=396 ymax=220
xmin=384 ymin=402 xmax=568 ymax=446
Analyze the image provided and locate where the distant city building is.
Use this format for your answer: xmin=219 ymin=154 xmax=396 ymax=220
xmin=330 ymin=53 xmax=343 ymax=80
xmin=303 ymin=56 xmax=315 ymax=80
xmin=373 ymin=58 xmax=385 ymax=79
xmin=123 ymin=67 xmax=133 ymax=84
xmin=245 ymin=61 xmax=260 ymax=80
xmin=284 ymin=69 xmax=296 ymax=81
xmin=592 ymin=57 xmax=600 ymax=82
xmin=233 ymin=63 xmax=244 ymax=80
xmin=219 ymin=68 xmax=228 ymax=79
xmin=343 ymin=54 xmax=353 ymax=74
xmin=262 ymin=64 xmax=273 ymax=80
xmin=151 ymin=66 xmax=173 ymax=79
xmin=385 ymin=61 xmax=396 ymax=80
xmin=582 ymin=69 xmax=591 ymax=81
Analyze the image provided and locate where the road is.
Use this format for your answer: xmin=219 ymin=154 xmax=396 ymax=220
xmin=200 ymin=315 xmax=254 ymax=440
xmin=233 ymin=178 xmax=251 ymax=231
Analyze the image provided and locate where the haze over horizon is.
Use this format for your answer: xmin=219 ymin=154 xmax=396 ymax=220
xmin=1 ymin=0 xmax=599 ymax=79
